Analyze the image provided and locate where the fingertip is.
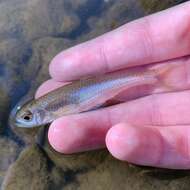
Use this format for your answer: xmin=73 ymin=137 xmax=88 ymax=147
xmin=106 ymin=123 xmax=139 ymax=161
xmin=49 ymin=49 xmax=77 ymax=82
xmin=48 ymin=119 xmax=74 ymax=154
xmin=48 ymin=116 xmax=106 ymax=154
xmin=48 ymin=120 xmax=64 ymax=153
xmin=35 ymin=80 xmax=52 ymax=98
xmin=106 ymin=123 xmax=163 ymax=166
xmin=35 ymin=79 xmax=66 ymax=99
xmin=49 ymin=53 xmax=64 ymax=81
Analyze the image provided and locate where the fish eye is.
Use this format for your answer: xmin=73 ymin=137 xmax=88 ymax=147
xmin=21 ymin=111 xmax=33 ymax=121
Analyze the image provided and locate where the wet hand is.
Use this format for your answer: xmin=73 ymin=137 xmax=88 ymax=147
xmin=36 ymin=2 xmax=190 ymax=169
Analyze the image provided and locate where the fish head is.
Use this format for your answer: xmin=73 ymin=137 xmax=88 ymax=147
xmin=11 ymin=100 xmax=50 ymax=128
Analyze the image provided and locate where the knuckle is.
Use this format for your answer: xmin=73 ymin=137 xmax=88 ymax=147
xmin=182 ymin=57 xmax=190 ymax=85
xmin=134 ymin=17 xmax=155 ymax=60
xmin=148 ymin=94 xmax=163 ymax=126
xmin=177 ymin=128 xmax=190 ymax=163
xmin=98 ymin=40 xmax=111 ymax=72
xmin=186 ymin=130 xmax=190 ymax=161
xmin=175 ymin=5 xmax=190 ymax=49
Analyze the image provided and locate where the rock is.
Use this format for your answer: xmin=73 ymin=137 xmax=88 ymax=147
xmin=25 ymin=37 xmax=75 ymax=86
xmin=3 ymin=142 xmax=190 ymax=190
xmin=2 ymin=145 xmax=52 ymax=190
xmin=0 ymin=89 xmax=9 ymax=134
xmin=45 ymin=1 xmax=80 ymax=36
xmin=66 ymin=0 xmax=88 ymax=11
xmin=1 ymin=144 xmax=74 ymax=190
xmin=82 ymin=0 xmax=186 ymax=41
xmin=0 ymin=0 xmax=80 ymax=41
xmin=44 ymin=141 xmax=109 ymax=170
xmin=78 ymin=0 xmax=142 ymax=41
xmin=0 ymin=38 xmax=32 ymax=109
xmin=139 ymin=0 xmax=186 ymax=14
xmin=0 ymin=138 xmax=19 ymax=171
xmin=0 ymin=137 xmax=20 ymax=188
xmin=36 ymin=143 xmax=190 ymax=190
xmin=76 ymin=155 xmax=190 ymax=190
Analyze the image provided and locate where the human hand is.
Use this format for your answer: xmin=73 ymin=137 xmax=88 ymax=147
xmin=36 ymin=2 xmax=190 ymax=169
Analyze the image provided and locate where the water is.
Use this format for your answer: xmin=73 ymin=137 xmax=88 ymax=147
xmin=0 ymin=0 xmax=189 ymax=190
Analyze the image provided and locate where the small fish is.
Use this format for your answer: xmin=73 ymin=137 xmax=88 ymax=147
xmin=11 ymin=64 xmax=171 ymax=128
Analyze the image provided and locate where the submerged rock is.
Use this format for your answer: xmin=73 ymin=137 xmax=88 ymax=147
xmin=86 ymin=0 xmax=143 ymax=40
xmin=0 ymin=38 xmax=32 ymax=132
xmin=139 ymin=0 xmax=186 ymax=14
xmin=0 ymin=0 xmax=80 ymax=41
xmin=0 ymin=138 xmax=19 ymax=172
xmin=0 ymin=137 xmax=20 ymax=188
xmin=2 ymin=142 xmax=190 ymax=190
xmin=44 ymin=141 xmax=108 ymax=171
xmin=66 ymin=0 xmax=88 ymax=11
xmin=2 ymin=145 xmax=51 ymax=190
xmin=81 ymin=0 xmax=187 ymax=42
xmin=0 ymin=89 xmax=9 ymax=134
xmin=1 ymin=144 xmax=76 ymax=190
xmin=25 ymin=36 xmax=74 ymax=86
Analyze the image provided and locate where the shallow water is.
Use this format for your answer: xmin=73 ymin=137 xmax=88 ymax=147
xmin=0 ymin=0 xmax=189 ymax=189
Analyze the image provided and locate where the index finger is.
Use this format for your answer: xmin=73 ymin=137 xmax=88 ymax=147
xmin=50 ymin=2 xmax=190 ymax=81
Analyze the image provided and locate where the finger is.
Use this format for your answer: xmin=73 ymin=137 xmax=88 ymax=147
xmin=48 ymin=115 xmax=109 ymax=154
xmin=48 ymin=90 xmax=190 ymax=154
xmin=106 ymin=123 xmax=190 ymax=169
xmin=37 ymin=55 xmax=190 ymax=99
xmin=108 ymin=90 xmax=190 ymax=127
xmin=35 ymin=79 xmax=67 ymax=98
xmin=49 ymin=2 xmax=190 ymax=81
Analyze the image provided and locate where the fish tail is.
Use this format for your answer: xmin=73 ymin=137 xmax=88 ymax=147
xmin=148 ymin=63 xmax=174 ymax=89
xmin=149 ymin=63 xmax=172 ymax=76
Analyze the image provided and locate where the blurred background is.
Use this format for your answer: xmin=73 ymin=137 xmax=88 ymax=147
xmin=0 ymin=0 xmax=189 ymax=189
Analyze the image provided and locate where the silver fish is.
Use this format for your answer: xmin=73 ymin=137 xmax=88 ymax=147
xmin=11 ymin=64 xmax=170 ymax=128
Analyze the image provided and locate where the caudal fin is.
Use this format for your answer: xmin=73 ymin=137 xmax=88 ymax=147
xmin=148 ymin=62 xmax=176 ymax=89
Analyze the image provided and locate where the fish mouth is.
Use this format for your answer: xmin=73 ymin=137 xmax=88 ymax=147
xmin=14 ymin=121 xmax=27 ymax=128
xmin=14 ymin=119 xmax=39 ymax=128
xmin=8 ymin=115 xmax=25 ymax=128
xmin=14 ymin=120 xmax=28 ymax=128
